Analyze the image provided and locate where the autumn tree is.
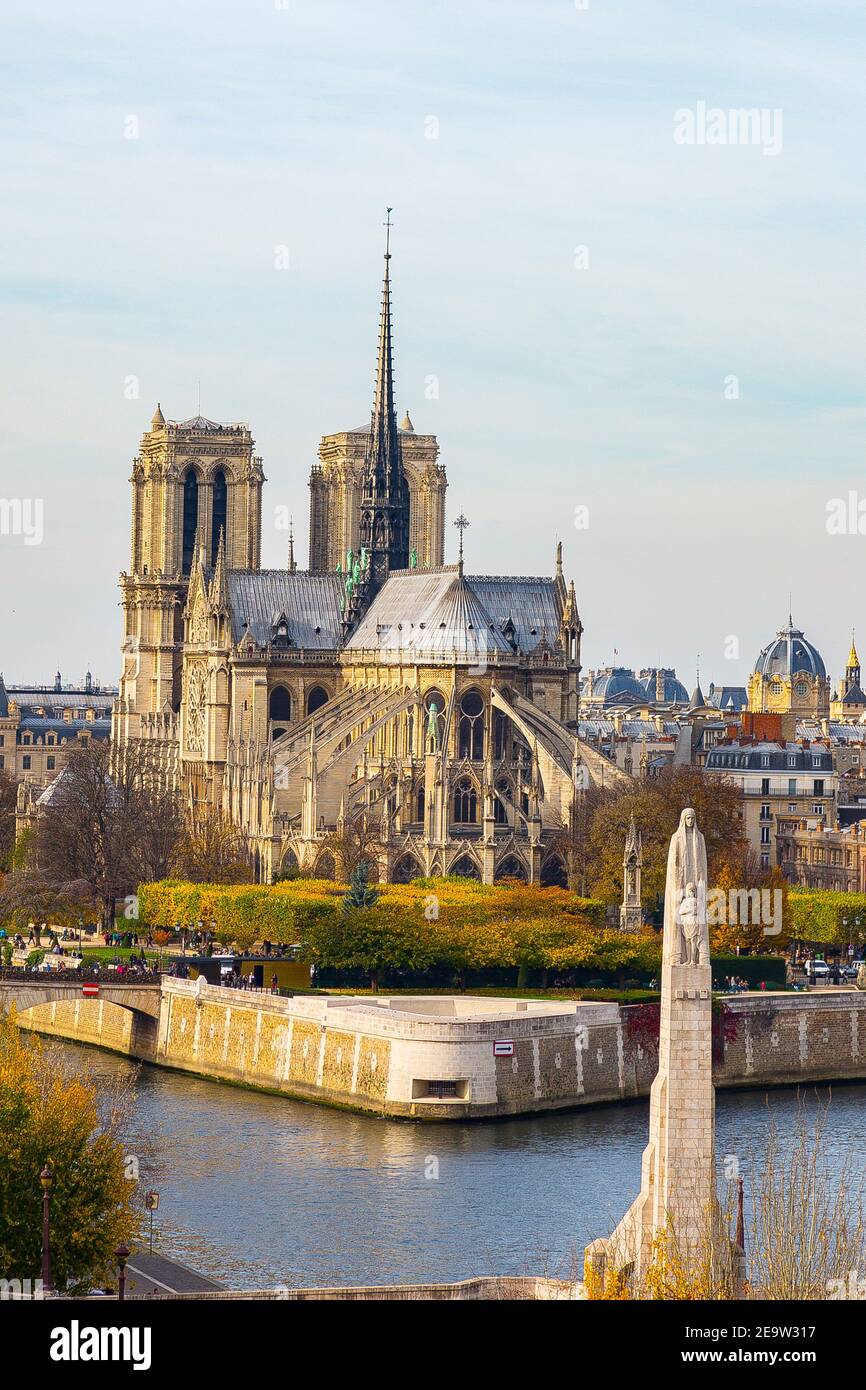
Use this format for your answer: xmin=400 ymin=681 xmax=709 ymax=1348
xmin=584 ymin=766 xmax=746 ymax=907
xmin=171 ymin=810 xmax=254 ymax=885
xmin=320 ymin=811 xmax=383 ymax=882
xmin=0 ymin=740 xmax=182 ymax=928
xmin=0 ymin=1012 xmax=139 ymax=1291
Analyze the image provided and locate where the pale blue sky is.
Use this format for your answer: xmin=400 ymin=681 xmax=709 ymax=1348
xmin=2 ymin=0 xmax=866 ymax=691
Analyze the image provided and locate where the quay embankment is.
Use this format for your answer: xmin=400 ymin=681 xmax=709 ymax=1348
xmin=10 ymin=976 xmax=866 ymax=1119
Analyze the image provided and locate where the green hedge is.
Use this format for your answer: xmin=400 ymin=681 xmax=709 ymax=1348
xmin=789 ymin=891 xmax=866 ymax=945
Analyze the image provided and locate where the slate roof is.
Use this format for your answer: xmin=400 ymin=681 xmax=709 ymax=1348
xmin=227 ymin=571 xmax=343 ymax=649
xmin=343 ymin=569 xmax=561 ymax=662
xmin=8 ymin=689 xmax=115 ymax=713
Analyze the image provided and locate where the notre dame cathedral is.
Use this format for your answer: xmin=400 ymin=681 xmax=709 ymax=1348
xmin=111 ymin=228 xmax=616 ymax=884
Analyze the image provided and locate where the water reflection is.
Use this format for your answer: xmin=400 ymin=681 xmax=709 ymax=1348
xmin=70 ymin=1044 xmax=866 ymax=1290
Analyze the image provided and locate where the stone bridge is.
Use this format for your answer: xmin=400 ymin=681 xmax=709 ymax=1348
xmin=0 ymin=975 xmax=162 ymax=1021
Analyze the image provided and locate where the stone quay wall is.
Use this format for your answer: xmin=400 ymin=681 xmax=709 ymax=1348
xmin=14 ymin=980 xmax=866 ymax=1120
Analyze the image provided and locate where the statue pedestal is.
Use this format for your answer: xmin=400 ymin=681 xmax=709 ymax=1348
xmin=586 ymin=962 xmax=716 ymax=1288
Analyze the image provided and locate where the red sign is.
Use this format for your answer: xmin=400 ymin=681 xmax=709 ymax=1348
xmin=82 ymin=983 xmax=99 ymax=997
xmin=493 ymin=1040 xmax=514 ymax=1057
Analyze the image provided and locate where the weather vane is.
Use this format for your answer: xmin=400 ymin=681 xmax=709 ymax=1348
xmin=384 ymin=206 xmax=393 ymax=258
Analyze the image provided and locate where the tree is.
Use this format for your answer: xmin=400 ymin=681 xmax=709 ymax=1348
xmin=320 ymin=811 xmax=383 ymax=882
xmin=0 ymin=741 xmax=183 ymax=929
xmin=0 ymin=1012 xmax=138 ymax=1292
xmin=549 ymin=783 xmax=616 ymax=896
xmin=584 ymin=766 xmax=746 ymax=908
xmin=171 ymin=810 xmax=254 ymax=885
xmin=341 ymin=860 xmax=379 ymax=913
xmin=0 ymin=768 xmax=17 ymax=871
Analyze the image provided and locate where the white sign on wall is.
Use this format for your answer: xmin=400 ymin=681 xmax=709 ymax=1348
xmin=493 ymin=1040 xmax=514 ymax=1057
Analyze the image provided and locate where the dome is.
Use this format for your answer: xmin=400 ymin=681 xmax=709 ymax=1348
xmin=753 ymin=617 xmax=826 ymax=681
xmin=638 ymin=669 xmax=690 ymax=704
xmin=589 ymin=668 xmax=647 ymax=705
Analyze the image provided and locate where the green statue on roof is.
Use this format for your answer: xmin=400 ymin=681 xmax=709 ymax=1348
xmin=410 ymin=547 xmax=417 ymax=569
xmin=335 ymin=560 xmax=342 ymax=575
xmin=426 ymin=698 xmax=440 ymax=750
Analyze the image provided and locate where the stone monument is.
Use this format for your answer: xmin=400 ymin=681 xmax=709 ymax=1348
xmin=619 ymin=814 xmax=643 ymax=932
xmin=586 ymin=807 xmax=717 ymax=1288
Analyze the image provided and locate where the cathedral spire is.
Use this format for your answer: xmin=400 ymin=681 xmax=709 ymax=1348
xmin=357 ymin=208 xmax=410 ymax=598
xmin=287 ymin=518 xmax=297 ymax=574
xmin=211 ymin=526 xmax=228 ymax=608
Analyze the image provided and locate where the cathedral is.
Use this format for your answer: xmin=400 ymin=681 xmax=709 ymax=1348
xmin=112 ymin=229 xmax=616 ymax=884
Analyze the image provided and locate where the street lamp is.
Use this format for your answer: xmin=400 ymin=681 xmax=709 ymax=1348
xmin=115 ymin=1243 xmax=130 ymax=1301
xmin=40 ymin=1163 xmax=53 ymax=1293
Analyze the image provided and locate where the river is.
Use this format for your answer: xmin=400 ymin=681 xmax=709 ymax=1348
xmin=65 ymin=1041 xmax=866 ymax=1291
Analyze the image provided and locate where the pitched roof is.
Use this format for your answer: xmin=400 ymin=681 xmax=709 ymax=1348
xmin=343 ymin=568 xmax=561 ymax=663
xmin=227 ymin=571 xmax=343 ymax=650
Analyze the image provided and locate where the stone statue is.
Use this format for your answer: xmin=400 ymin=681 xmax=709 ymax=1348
xmin=426 ymin=699 xmax=440 ymax=749
xmin=664 ymin=807 xmax=709 ymax=968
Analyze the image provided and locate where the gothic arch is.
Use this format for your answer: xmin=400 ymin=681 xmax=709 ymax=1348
xmin=457 ymin=688 xmax=485 ymax=760
xmin=307 ymin=685 xmax=329 ymax=716
xmin=181 ymin=467 xmax=200 ymax=574
xmin=541 ymin=854 xmax=567 ymax=888
xmin=210 ymin=468 xmax=228 ymax=565
xmin=495 ymin=854 xmax=528 ymax=883
xmin=280 ymin=846 xmax=300 ymax=877
xmin=453 ymin=776 xmax=478 ymax=824
xmin=392 ymin=853 xmax=421 ymax=884
xmin=449 ymin=853 xmax=481 ymax=881
xmin=314 ymin=851 xmax=336 ymax=880
xmin=269 ymin=685 xmax=292 ymax=724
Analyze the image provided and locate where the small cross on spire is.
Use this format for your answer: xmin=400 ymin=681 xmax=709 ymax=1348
xmin=453 ymin=512 xmax=470 ymax=572
xmin=384 ymin=206 xmax=393 ymax=259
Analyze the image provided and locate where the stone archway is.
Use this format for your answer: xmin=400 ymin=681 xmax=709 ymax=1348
xmin=314 ymin=851 xmax=336 ymax=880
xmin=541 ymin=854 xmax=567 ymax=888
xmin=450 ymin=854 xmax=481 ymax=881
xmin=392 ymin=853 xmax=421 ymax=884
xmin=495 ymin=854 xmax=528 ymax=883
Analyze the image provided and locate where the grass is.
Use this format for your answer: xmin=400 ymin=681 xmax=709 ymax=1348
xmin=80 ymin=946 xmax=160 ymax=963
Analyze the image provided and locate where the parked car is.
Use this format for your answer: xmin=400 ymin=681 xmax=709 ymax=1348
xmin=805 ymin=960 xmax=830 ymax=981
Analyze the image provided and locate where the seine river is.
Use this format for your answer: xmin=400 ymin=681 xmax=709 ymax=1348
xmin=65 ymin=1042 xmax=866 ymax=1291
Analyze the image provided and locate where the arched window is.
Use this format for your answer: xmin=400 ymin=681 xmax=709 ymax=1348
xmin=453 ymin=777 xmax=478 ymax=824
xmin=182 ymin=469 xmax=199 ymax=574
xmin=211 ymin=469 xmax=227 ymax=565
xmin=269 ymin=685 xmax=291 ymax=738
xmin=458 ymin=689 xmax=484 ymax=760
xmin=307 ymin=686 xmax=329 ymax=716
xmin=495 ymin=854 xmax=527 ymax=883
xmin=494 ymin=779 xmax=511 ymax=824
xmin=392 ymin=854 xmax=421 ymax=884
xmin=450 ymin=854 xmax=481 ymax=880
xmin=415 ymin=786 xmax=425 ymax=823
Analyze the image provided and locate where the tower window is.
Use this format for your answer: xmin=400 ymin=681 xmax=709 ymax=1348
xmin=182 ymin=469 xmax=199 ymax=575
xmin=307 ymin=686 xmax=329 ymax=716
xmin=269 ymin=686 xmax=291 ymax=722
xmin=211 ymin=469 xmax=227 ymax=566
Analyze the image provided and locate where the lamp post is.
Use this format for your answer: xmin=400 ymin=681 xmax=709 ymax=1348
xmin=115 ymin=1243 xmax=130 ymax=1302
xmin=40 ymin=1163 xmax=53 ymax=1293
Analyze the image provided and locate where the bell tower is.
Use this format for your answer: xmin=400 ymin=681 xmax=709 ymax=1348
xmin=114 ymin=406 xmax=264 ymax=743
